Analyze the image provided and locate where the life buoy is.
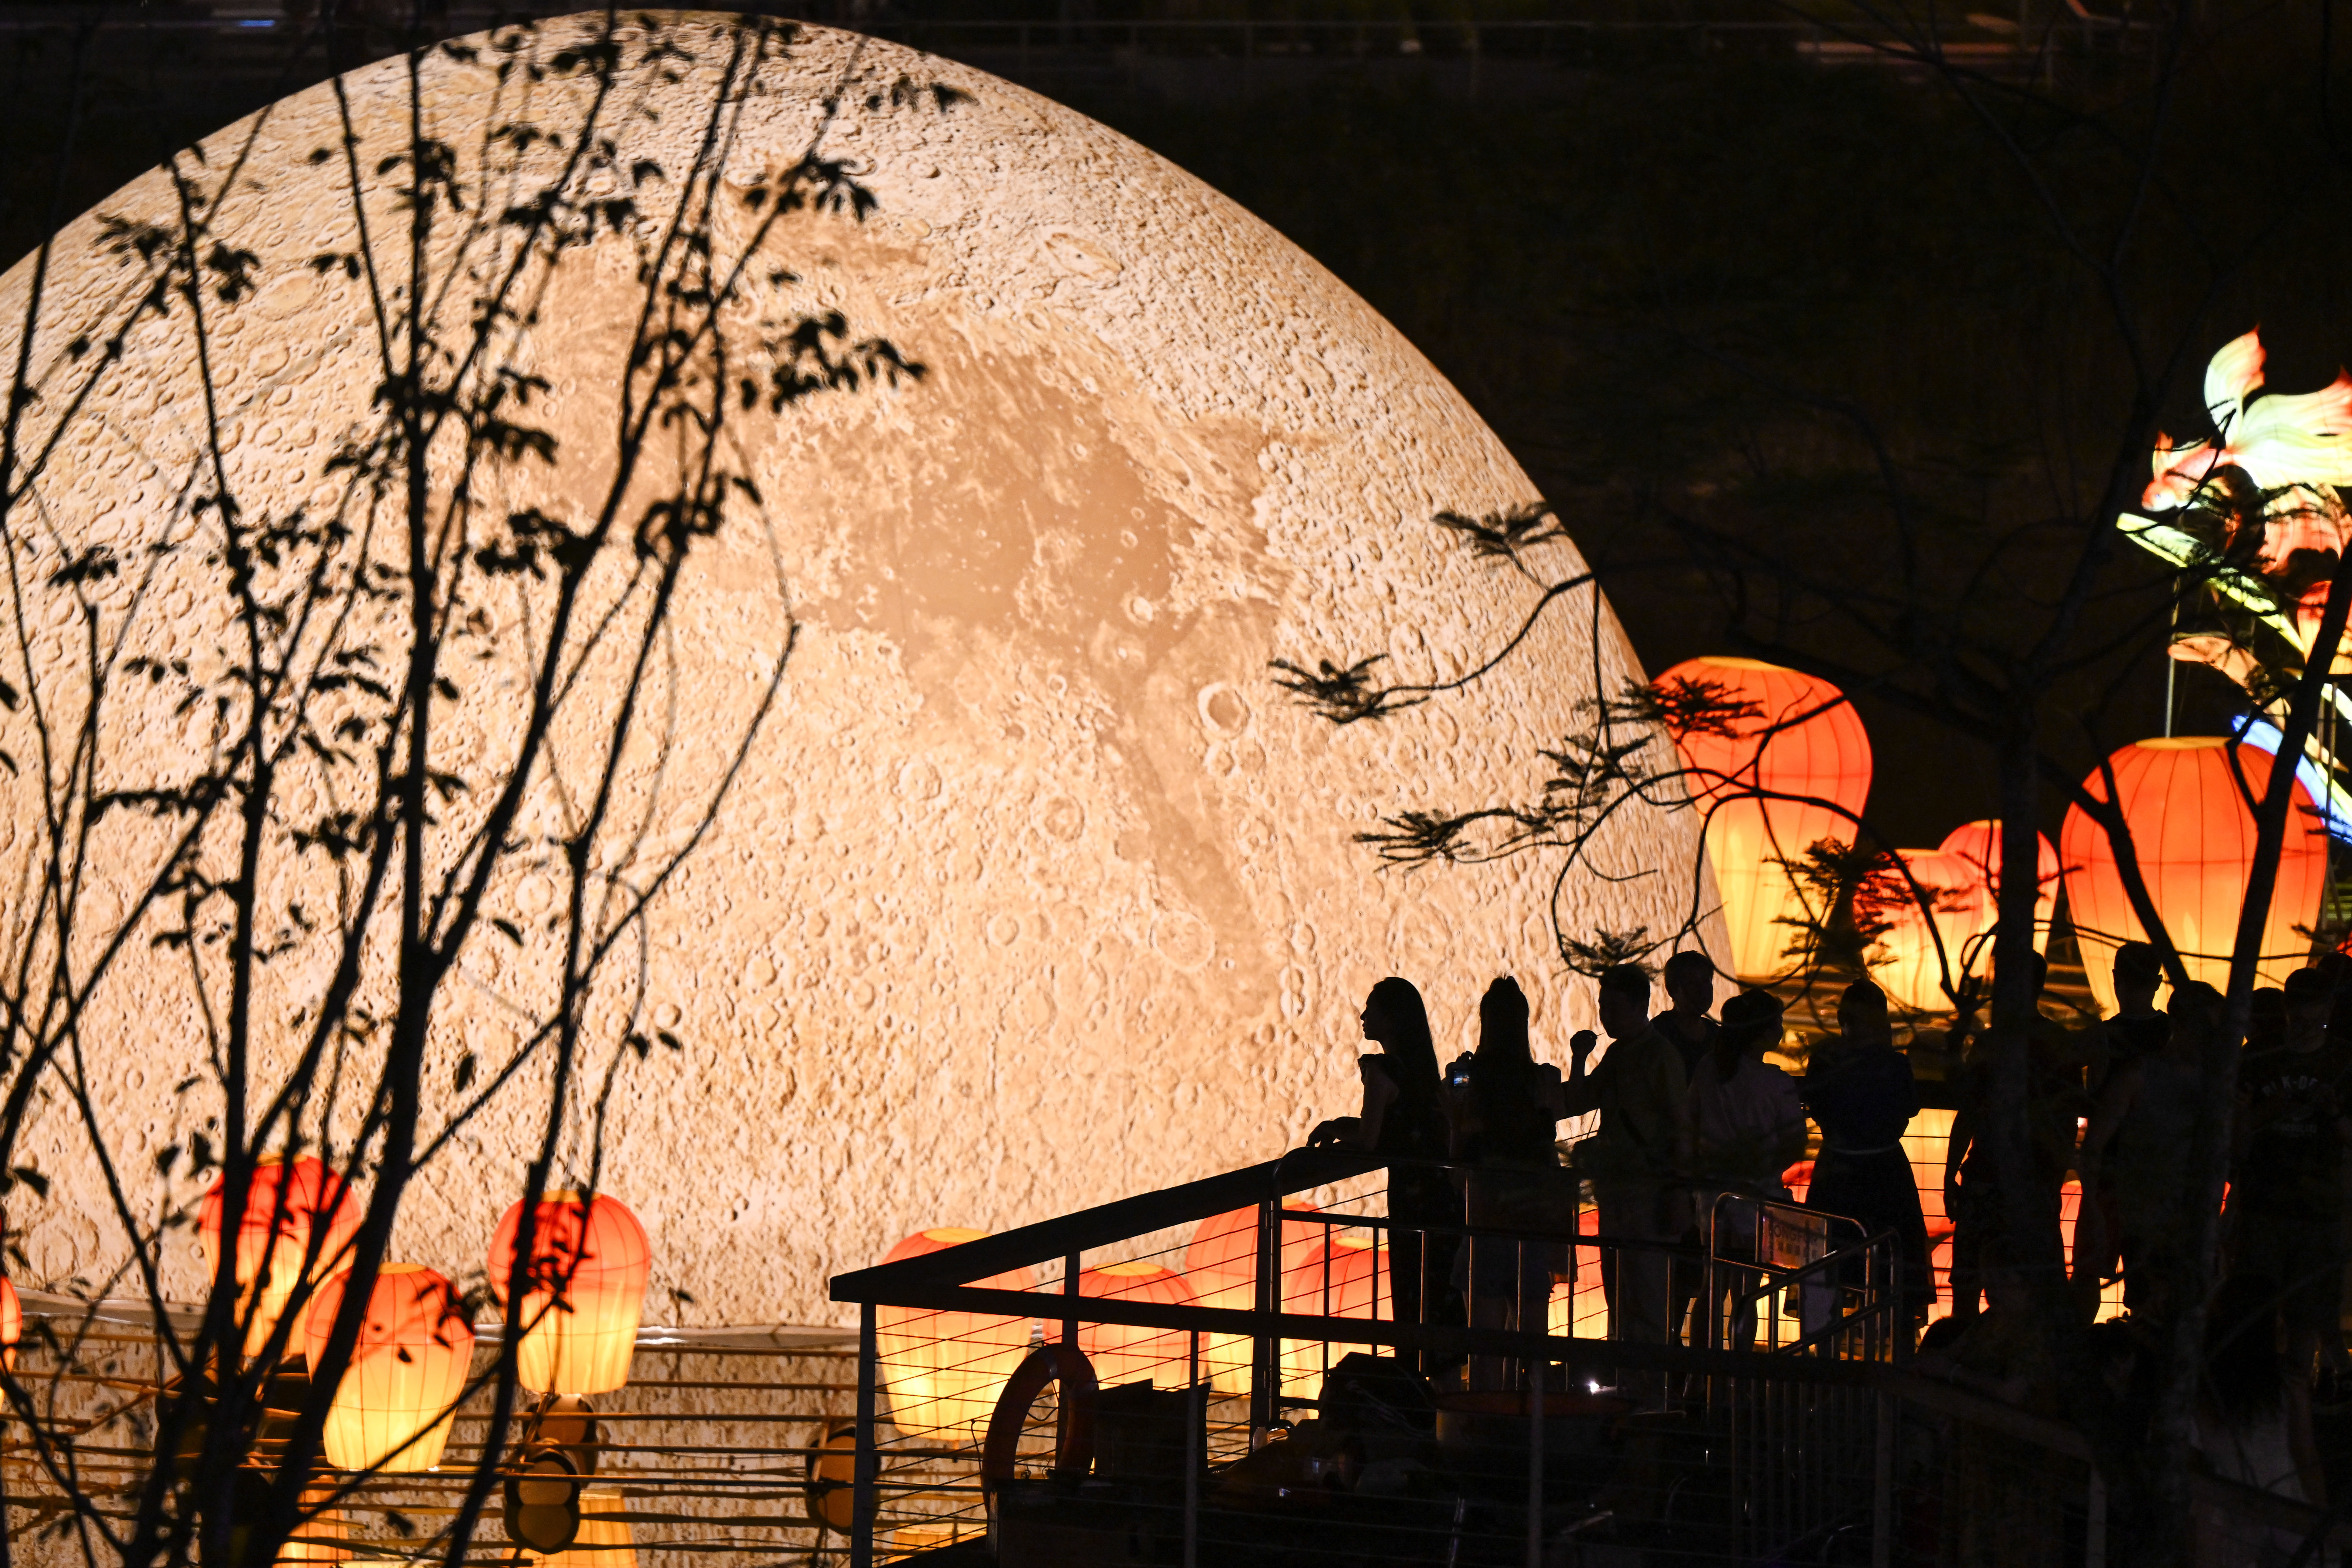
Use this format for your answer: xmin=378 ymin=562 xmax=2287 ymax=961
xmin=981 ymin=1341 xmax=1098 ymax=1492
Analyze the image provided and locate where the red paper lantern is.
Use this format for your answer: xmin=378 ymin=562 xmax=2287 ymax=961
xmin=1869 ymin=822 xmax=2058 ymax=1011
xmin=1657 ymin=657 xmax=1873 ymax=980
xmin=1282 ymin=1236 xmax=1388 ymax=1322
xmin=487 ymin=1193 xmax=651 ymax=1397
xmin=1076 ymin=1262 xmax=1198 ymax=1388
xmin=302 ymin=1263 xmax=473 ymax=1472
xmin=1935 ymin=819 xmax=2060 ymax=955
xmin=872 ymin=1228 xmax=1035 ymax=1437
xmin=197 ymin=1156 xmax=360 ymax=1360
xmin=2060 ymin=737 xmax=2329 ymax=1011
xmin=1181 ymin=1205 xmax=1324 ymax=1390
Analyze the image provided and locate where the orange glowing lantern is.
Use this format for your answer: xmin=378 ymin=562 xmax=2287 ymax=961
xmin=0 ymin=1273 xmax=19 ymax=1374
xmin=1868 ymin=822 xmax=2058 ymax=1011
xmin=1936 ymin=820 xmax=2060 ymax=955
xmin=534 ymin=1490 xmax=634 ymax=1568
xmin=277 ymin=1485 xmax=349 ymax=1565
xmin=1657 ymin=657 xmax=1873 ymax=980
xmin=302 ymin=1263 xmax=473 ymax=1472
xmin=1182 ymin=1206 xmax=1324 ymax=1390
xmin=872 ymin=1228 xmax=1036 ymax=1437
xmin=487 ymin=1193 xmax=651 ymax=1397
xmin=1281 ymin=1236 xmax=1389 ymax=1388
xmin=1076 ymin=1262 xmax=1198 ymax=1388
xmin=2060 ymin=737 xmax=2329 ymax=1011
xmin=198 ymin=1156 xmax=360 ymax=1361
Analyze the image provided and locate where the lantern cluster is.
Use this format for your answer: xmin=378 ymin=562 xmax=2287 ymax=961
xmin=1656 ymin=656 xmax=1874 ymax=981
xmin=190 ymin=1175 xmax=655 ymax=1482
xmin=2060 ymin=737 xmax=2329 ymax=1010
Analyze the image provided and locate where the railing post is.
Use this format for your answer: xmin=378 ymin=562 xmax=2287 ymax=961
xmin=1871 ymin=1388 xmax=1894 ymax=1568
xmin=1526 ymin=1274 xmax=1545 ymax=1568
xmin=2085 ymin=1466 xmax=2106 ymax=1568
xmin=1251 ymin=1196 xmax=1278 ymax=1438
xmin=1186 ymin=1330 xmax=1201 ymax=1568
xmin=852 ymin=1302 xmax=879 ymax=1568
xmin=1062 ymin=1251 xmax=1081 ymax=1350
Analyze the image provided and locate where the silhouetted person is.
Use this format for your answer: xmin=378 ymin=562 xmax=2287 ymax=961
xmin=1308 ymin=977 xmax=1458 ymax=1345
xmin=2099 ymin=941 xmax=2169 ymax=1074
xmin=1945 ymin=956 xmax=2082 ymax=1323
xmin=2232 ymin=964 xmax=2352 ymax=1397
xmin=1654 ymin=951 xmax=1720 ymax=1347
xmin=1804 ymin=980 xmax=1932 ymax=1325
xmin=1690 ymin=989 xmax=1805 ymax=1351
xmin=2080 ymin=980 xmax=2203 ymax=1317
xmin=1654 ymin=950 xmax=1721 ymax=1079
xmin=1451 ymin=976 xmax=1566 ymax=1390
xmin=1565 ymin=963 xmax=1690 ymax=1392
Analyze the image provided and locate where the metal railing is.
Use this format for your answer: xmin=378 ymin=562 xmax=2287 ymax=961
xmin=828 ymin=1148 xmax=1908 ymax=1567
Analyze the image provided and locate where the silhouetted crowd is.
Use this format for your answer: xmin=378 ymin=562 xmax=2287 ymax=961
xmin=1308 ymin=949 xmax=2352 ymax=1526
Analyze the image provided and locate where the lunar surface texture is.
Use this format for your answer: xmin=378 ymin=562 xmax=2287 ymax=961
xmin=0 ymin=13 xmax=1720 ymax=1324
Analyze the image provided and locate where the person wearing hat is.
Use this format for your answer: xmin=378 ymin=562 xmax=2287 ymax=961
xmin=1688 ymin=989 xmax=1807 ymax=1351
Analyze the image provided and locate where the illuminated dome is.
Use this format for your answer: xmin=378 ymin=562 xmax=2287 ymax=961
xmin=0 ymin=14 xmax=1718 ymax=1323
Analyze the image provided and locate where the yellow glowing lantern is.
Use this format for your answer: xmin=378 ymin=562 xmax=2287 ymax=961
xmin=2060 ymin=737 xmax=2329 ymax=1011
xmin=0 ymin=1273 xmax=18 ymax=1374
xmin=872 ymin=1228 xmax=1036 ymax=1438
xmin=1656 ymin=657 xmax=1873 ymax=981
xmin=277 ymin=1485 xmax=348 ymax=1565
xmin=533 ymin=1490 xmax=634 ymax=1568
xmin=1076 ymin=1262 xmax=1198 ymax=1388
xmin=487 ymin=1193 xmax=651 ymax=1397
xmin=1934 ymin=819 xmax=2060 ymax=955
xmin=197 ymin=1156 xmax=360 ymax=1361
xmin=302 ymin=1263 xmax=474 ymax=1472
xmin=1867 ymin=824 xmax=2057 ymax=1011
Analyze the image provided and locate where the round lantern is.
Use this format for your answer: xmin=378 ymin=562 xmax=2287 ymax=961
xmin=277 ymin=1485 xmax=348 ymax=1565
xmin=197 ymin=1156 xmax=360 ymax=1361
xmin=302 ymin=1263 xmax=473 ymax=1472
xmin=1868 ymin=822 xmax=2058 ymax=1011
xmin=536 ymin=1490 xmax=635 ymax=1568
xmin=487 ymin=1193 xmax=651 ymax=1397
xmin=0 ymin=1273 xmax=19 ymax=1374
xmin=1935 ymin=820 xmax=2060 ymax=956
xmin=872 ymin=1228 xmax=1035 ymax=1438
xmin=1282 ymin=1236 xmax=1388 ymax=1389
xmin=1182 ymin=1206 xmax=1325 ymax=1391
xmin=2060 ymin=737 xmax=2329 ymax=1012
xmin=1075 ymin=1262 xmax=1198 ymax=1389
xmin=1657 ymin=657 xmax=1874 ymax=981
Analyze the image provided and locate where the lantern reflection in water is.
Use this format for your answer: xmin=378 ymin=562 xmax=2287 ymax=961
xmin=303 ymin=1263 xmax=473 ymax=1472
xmin=1657 ymin=657 xmax=1873 ymax=982
xmin=873 ymin=1228 xmax=1036 ymax=1438
xmin=2061 ymin=737 xmax=2328 ymax=1011
xmin=487 ymin=1192 xmax=651 ymax=1396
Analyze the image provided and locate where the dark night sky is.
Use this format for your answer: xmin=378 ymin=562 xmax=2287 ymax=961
xmin=0 ymin=9 xmax=2338 ymax=850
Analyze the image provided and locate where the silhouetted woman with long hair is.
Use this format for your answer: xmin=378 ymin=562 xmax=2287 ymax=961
xmin=1452 ymin=976 xmax=1567 ymax=1387
xmin=1308 ymin=977 xmax=1458 ymax=1342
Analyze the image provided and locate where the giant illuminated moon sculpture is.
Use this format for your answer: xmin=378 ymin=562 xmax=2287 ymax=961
xmin=0 ymin=15 xmax=1718 ymax=1324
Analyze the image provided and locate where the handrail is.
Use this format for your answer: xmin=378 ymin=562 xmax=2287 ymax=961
xmin=827 ymin=1145 xmax=1380 ymax=1300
